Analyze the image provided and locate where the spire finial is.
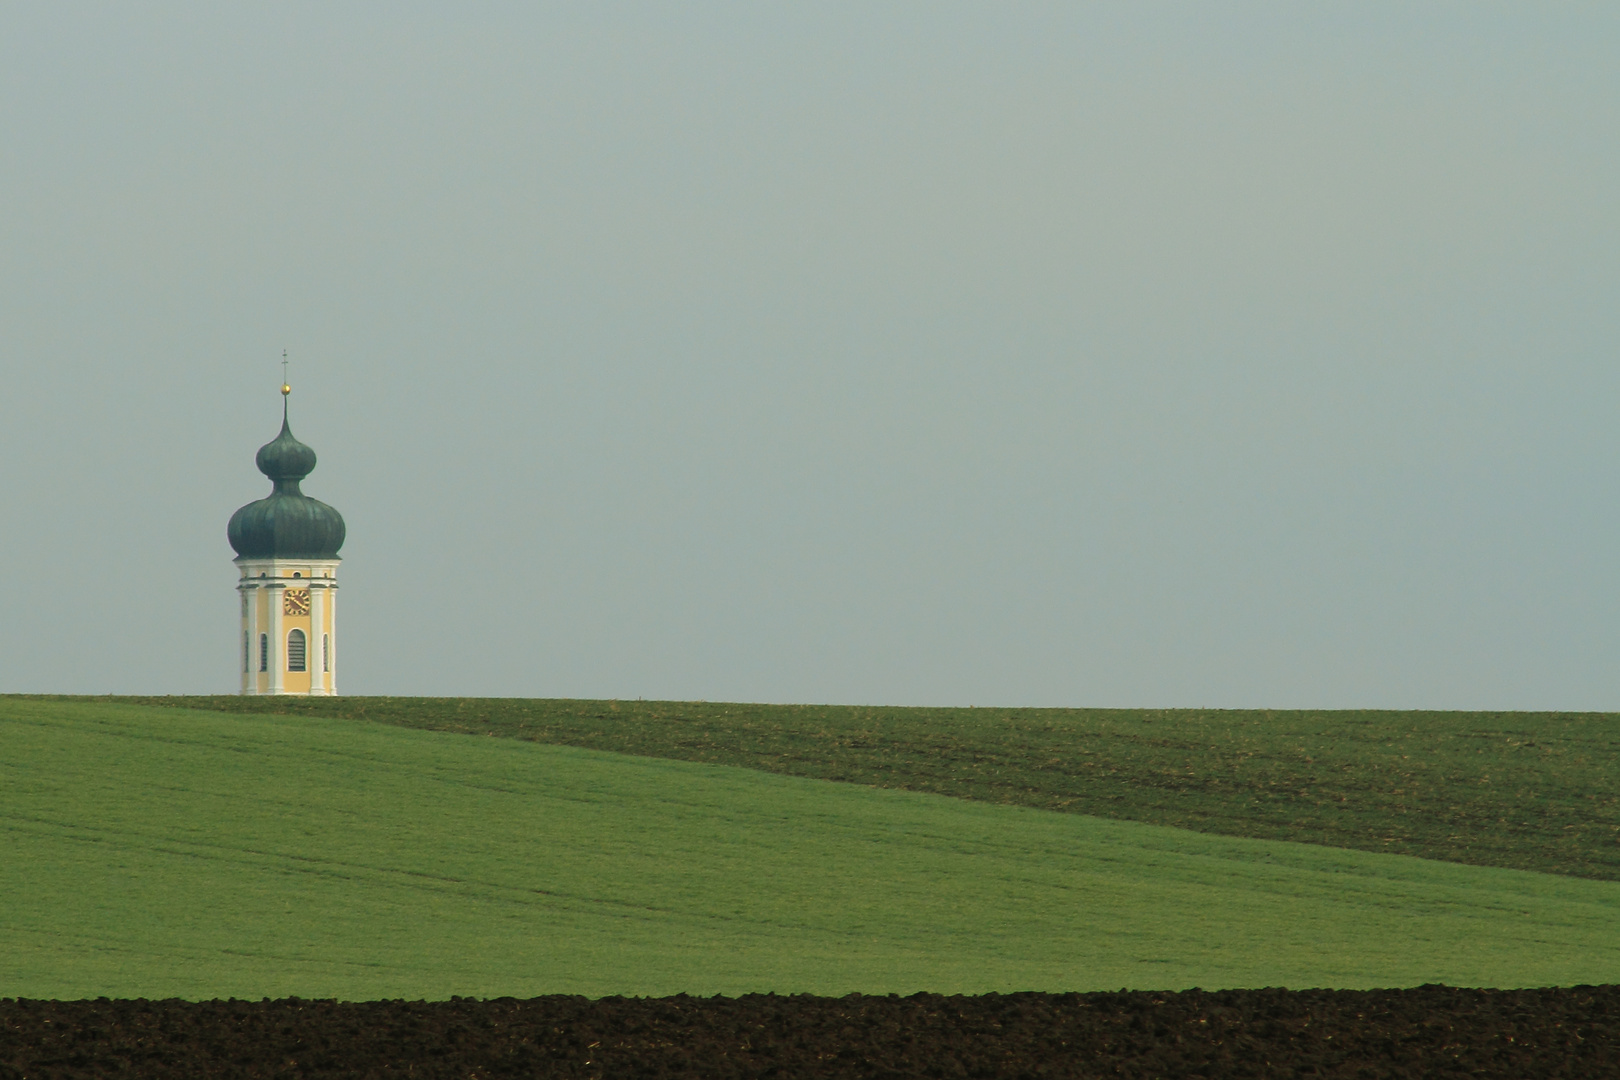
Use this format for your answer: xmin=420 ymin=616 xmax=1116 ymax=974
xmin=280 ymin=350 xmax=291 ymax=425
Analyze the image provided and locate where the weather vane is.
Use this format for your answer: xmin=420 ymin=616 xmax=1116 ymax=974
xmin=282 ymin=350 xmax=290 ymax=396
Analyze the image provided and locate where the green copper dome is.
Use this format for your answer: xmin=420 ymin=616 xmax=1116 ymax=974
xmin=228 ymin=398 xmax=345 ymax=560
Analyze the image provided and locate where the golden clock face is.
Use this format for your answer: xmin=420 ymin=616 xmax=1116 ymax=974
xmin=284 ymin=589 xmax=312 ymax=617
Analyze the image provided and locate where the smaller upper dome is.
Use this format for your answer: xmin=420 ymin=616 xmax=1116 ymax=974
xmin=255 ymin=415 xmax=318 ymax=481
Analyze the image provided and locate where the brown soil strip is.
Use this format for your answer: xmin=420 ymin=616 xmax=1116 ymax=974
xmin=2 ymin=985 xmax=1615 ymax=1078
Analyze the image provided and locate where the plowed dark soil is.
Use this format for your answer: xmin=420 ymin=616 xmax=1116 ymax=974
xmin=3 ymin=986 xmax=1615 ymax=1079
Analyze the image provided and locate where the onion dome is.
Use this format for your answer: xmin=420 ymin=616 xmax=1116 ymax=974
xmin=228 ymin=389 xmax=346 ymax=560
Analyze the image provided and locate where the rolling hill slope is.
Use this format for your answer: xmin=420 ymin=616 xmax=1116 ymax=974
xmin=115 ymin=695 xmax=1620 ymax=881
xmin=5 ymin=697 xmax=1620 ymax=999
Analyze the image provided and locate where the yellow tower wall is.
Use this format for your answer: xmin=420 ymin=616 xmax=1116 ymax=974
xmin=236 ymin=558 xmax=340 ymax=696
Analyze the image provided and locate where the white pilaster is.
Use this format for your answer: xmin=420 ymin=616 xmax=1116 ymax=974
xmin=309 ymin=584 xmax=325 ymax=695
xmin=239 ymin=587 xmax=250 ymax=693
xmin=256 ymin=585 xmax=267 ymax=694
xmin=268 ymin=579 xmax=284 ymax=694
xmin=255 ymin=585 xmax=266 ymax=694
xmin=326 ymin=585 xmax=338 ymax=694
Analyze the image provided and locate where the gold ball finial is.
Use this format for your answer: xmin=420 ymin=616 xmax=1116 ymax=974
xmin=282 ymin=383 xmax=291 ymax=396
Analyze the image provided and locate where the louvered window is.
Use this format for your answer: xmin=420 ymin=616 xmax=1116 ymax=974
xmin=243 ymin=632 xmax=250 ymax=673
xmin=287 ymin=629 xmax=307 ymax=672
xmin=323 ymin=634 xmax=330 ymax=672
xmin=259 ymin=634 xmax=268 ymax=672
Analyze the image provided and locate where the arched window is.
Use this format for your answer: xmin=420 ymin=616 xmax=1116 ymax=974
xmin=287 ymin=629 xmax=307 ymax=672
xmin=259 ymin=634 xmax=268 ymax=672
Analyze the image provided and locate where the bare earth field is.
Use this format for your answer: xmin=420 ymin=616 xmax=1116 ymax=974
xmin=3 ymin=986 xmax=1617 ymax=1079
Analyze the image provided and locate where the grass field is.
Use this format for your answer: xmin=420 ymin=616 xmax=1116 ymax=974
xmin=111 ymin=695 xmax=1620 ymax=881
xmin=5 ymin=697 xmax=1620 ymax=999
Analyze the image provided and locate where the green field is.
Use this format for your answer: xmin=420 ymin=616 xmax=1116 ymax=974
xmin=115 ymin=695 xmax=1620 ymax=881
xmin=5 ymin=697 xmax=1620 ymax=999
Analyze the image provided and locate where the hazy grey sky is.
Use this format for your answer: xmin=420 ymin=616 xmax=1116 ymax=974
xmin=3 ymin=4 xmax=1616 ymax=707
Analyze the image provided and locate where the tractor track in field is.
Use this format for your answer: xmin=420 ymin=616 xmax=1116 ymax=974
xmin=3 ymin=985 xmax=1616 ymax=1078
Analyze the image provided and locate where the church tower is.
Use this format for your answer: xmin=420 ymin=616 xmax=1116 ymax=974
xmin=228 ymin=383 xmax=346 ymax=694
